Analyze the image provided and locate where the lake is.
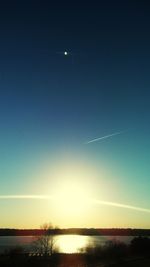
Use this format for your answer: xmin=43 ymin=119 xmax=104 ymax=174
xmin=0 ymin=235 xmax=134 ymax=254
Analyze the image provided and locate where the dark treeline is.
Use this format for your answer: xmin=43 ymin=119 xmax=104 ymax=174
xmin=0 ymin=228 xmax=150 ymax=236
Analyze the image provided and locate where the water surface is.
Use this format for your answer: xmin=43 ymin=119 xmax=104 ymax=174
xmin=0 ymin=235 xmax=134 ymax=253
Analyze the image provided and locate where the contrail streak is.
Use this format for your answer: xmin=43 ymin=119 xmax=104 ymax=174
xmin=84 ymin=131 xmax=124 ymax=144
xmin=0 ymin=195 xmax=150 ymax=214
xmin=91 ymin=199 xmax=150 ymax=214
xmin=0 ymin=195 xmax=54 ymax=199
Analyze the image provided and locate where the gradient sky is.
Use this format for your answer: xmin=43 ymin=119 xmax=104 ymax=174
xmin=0 ymin=0 xmax=150 ymax=228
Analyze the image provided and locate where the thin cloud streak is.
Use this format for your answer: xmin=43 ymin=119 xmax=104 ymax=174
xmin=0 ymin=195 xmax=54 ymax=199
xmin=0 ymin=195 xmax=150 ymax=214
xmin=84 ymin=131 xmax=124 ymax=144
xmin=92 ymin=199 xmax=150 ymax=214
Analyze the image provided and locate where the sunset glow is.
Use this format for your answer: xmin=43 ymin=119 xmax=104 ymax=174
xmin=0 ymin=1 xmax=150 ymax=231
xmin=53 ymin=182 xmax=90 ymax=216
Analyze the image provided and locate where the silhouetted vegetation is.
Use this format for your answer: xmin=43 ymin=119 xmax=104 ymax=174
xmin=1 ymin=236 xmax=150 ymax=266
xmin=32 ymin=223 xmax=58 ymax=256
xmin=130 ymin=236 xmax=150 ymax=255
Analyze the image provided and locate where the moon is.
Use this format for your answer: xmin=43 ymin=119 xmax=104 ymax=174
xmin=64 ymin=51 xmax=68 ymax=56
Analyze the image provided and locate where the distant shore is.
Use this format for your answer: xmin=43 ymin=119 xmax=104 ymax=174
xmin=0 ymin=228 xmax=150 ymax=236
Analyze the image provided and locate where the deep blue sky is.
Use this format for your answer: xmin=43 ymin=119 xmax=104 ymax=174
xmin=0 ymin=0 xmax=150 ymax=228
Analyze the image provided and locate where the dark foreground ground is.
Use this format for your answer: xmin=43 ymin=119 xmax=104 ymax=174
xmin=0 ymin=254 xmax=150 ymax=267
xmin=1 ymin=236 xmax=150 ymax=267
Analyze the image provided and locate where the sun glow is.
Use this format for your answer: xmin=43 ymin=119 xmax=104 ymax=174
xmin=54 ymin=181 xmax=90 ymax=216
xmin=50 ymin=157 xmax=95 ymax=218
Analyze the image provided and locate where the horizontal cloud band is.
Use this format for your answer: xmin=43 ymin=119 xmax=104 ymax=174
xmin=91 ymin=199 xmax=150 ymax=214
xmin=0 ymin=195 xmax=150 ymax=214
xmin=0 ymin=195 xmax=53 ymax=199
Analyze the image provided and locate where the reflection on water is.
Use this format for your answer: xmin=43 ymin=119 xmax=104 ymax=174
xmin=55 ymin=235 xmax=90 ymax=253
xmin=0 ymin=235 xmax=133 ymax=253
xmin=55 ymin=235 xmax=133 ymax=253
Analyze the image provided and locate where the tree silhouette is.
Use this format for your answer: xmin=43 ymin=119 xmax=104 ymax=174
xmin=33 ymin=223 xmax=56 ymax=256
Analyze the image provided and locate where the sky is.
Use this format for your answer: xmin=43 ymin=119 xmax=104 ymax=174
xmin=0 ymin=0 xmax=150 ymax=229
